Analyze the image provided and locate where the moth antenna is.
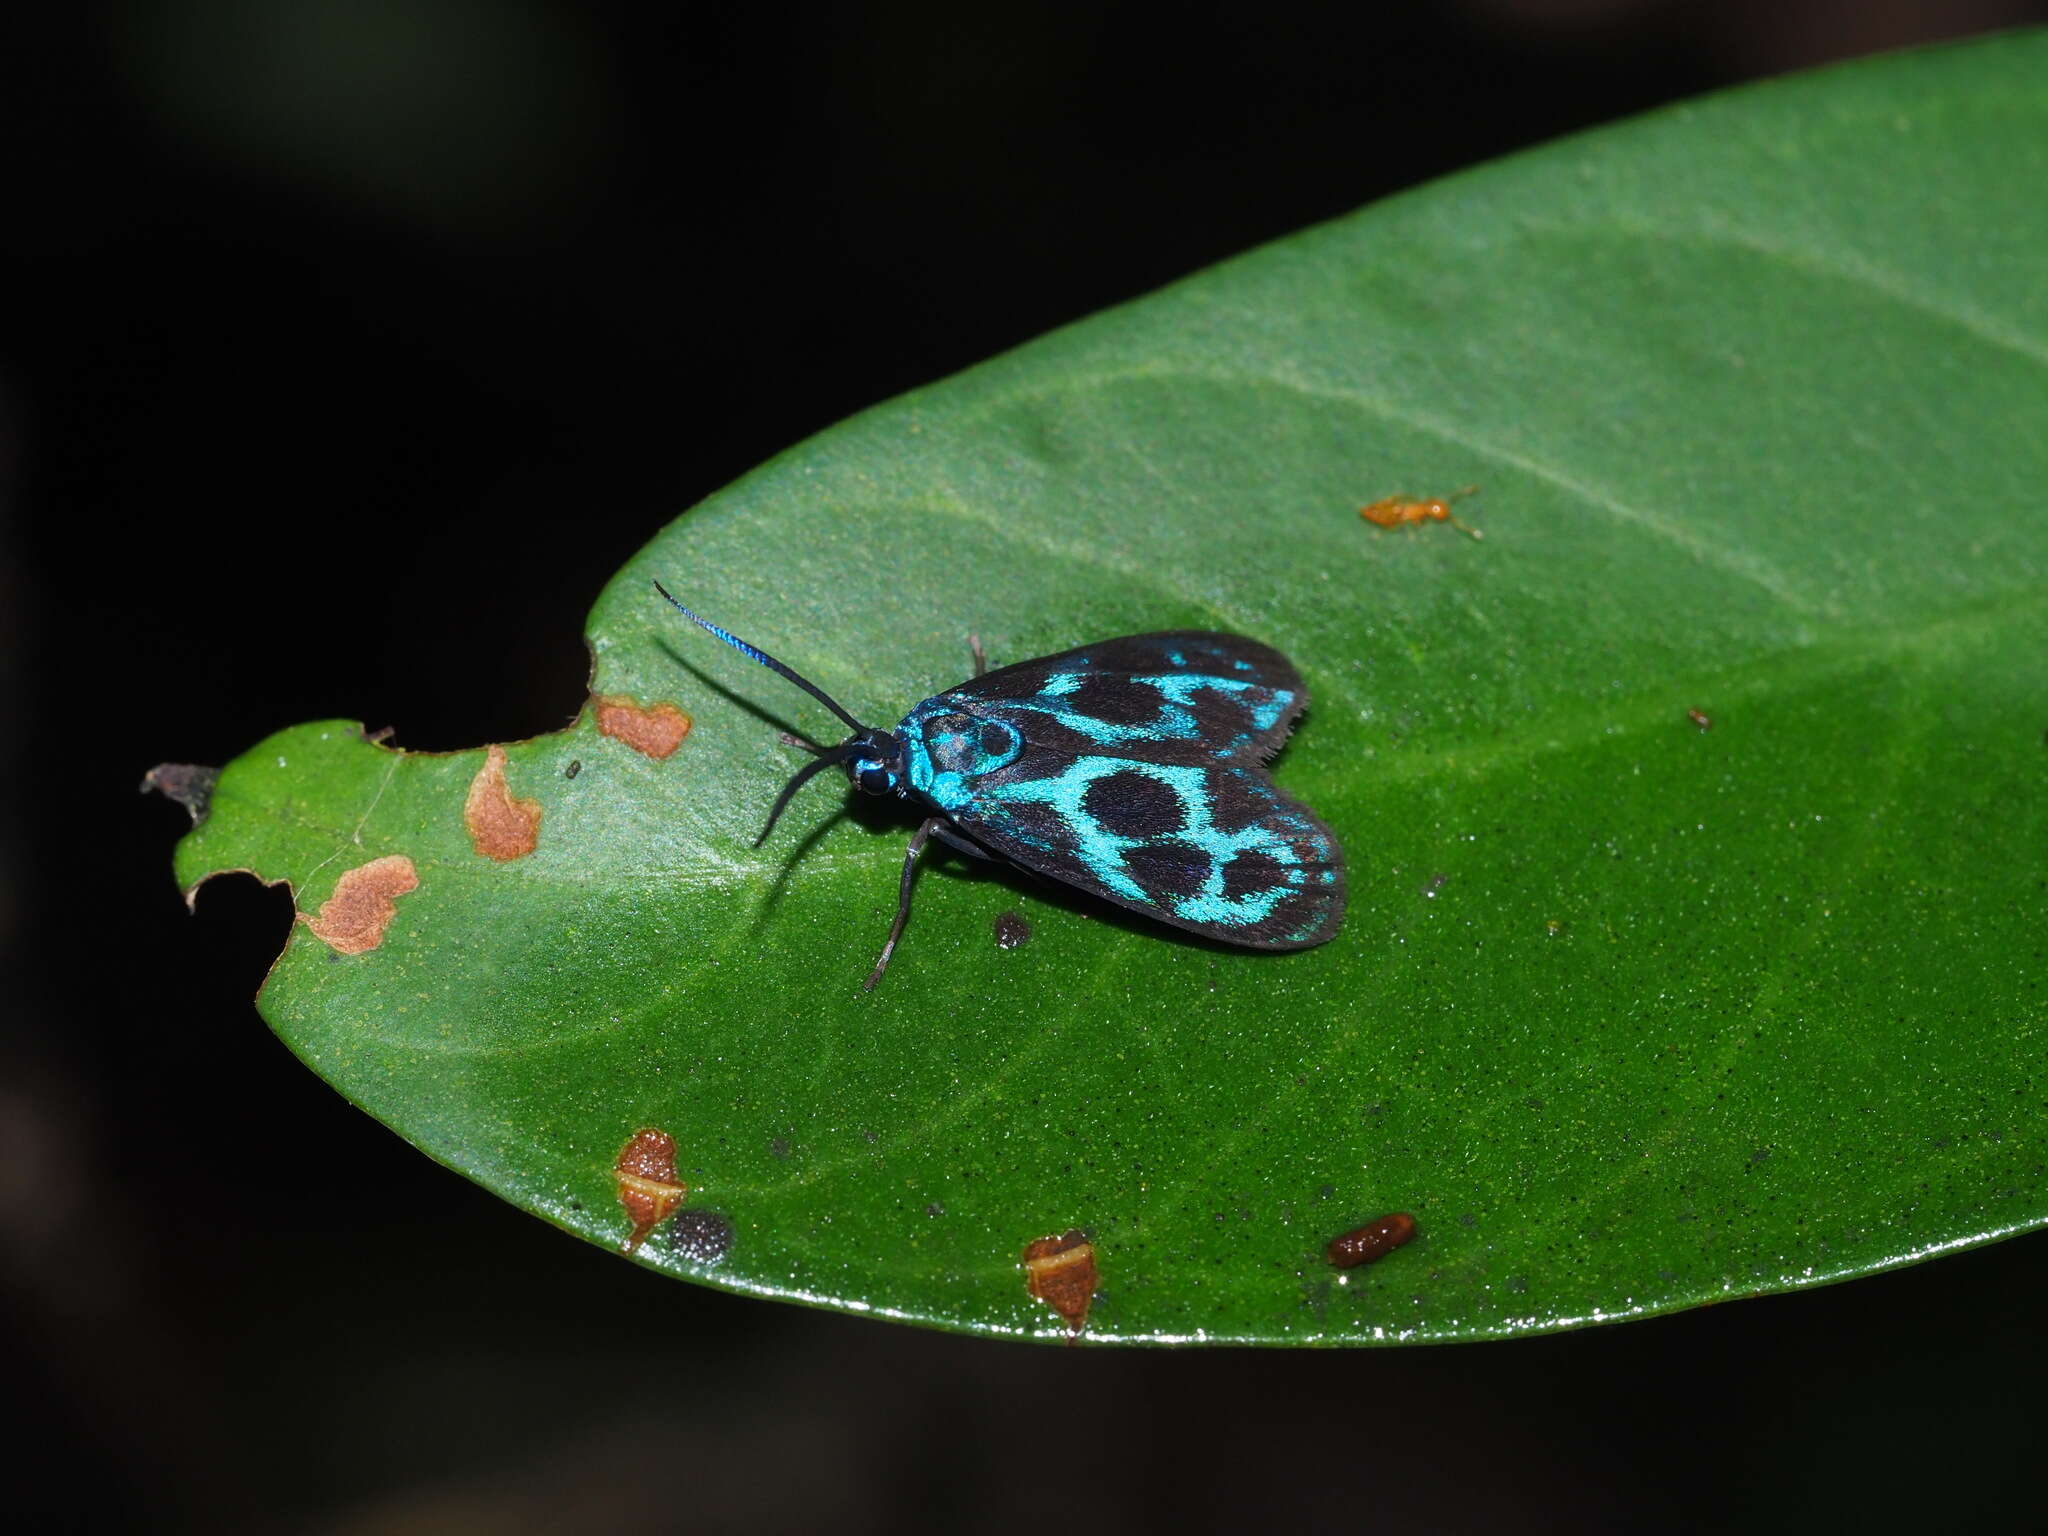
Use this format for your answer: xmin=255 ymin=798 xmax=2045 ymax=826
xmin=755 ymin=747 xmax=855 ymax=847
xmin=653 ymin=581 xmax=869 ymax=735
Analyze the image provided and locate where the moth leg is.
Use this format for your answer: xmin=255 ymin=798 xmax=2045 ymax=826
xmin=930 ymin=822 xmax=993 ymax=861
xmin=968 ymin=633 xmax=988 ymax=678
xmin=863 ymin=815 xmax=945 ymax=991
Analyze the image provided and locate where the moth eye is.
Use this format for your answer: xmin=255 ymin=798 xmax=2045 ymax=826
xmin=857 ymin=766 xmax=894 ymax=795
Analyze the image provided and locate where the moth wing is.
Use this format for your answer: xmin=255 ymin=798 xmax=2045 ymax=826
xmin=946 ymin=744 xmax=1346 ymax=950
xmin=944 ymin=631 xmax=1306 ymax=767
xmin=906 ymin=632 xmax=1341 ymax=946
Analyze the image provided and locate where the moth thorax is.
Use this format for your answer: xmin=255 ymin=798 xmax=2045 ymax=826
xmin=922 ymin=713 xmax=1022 ymax=775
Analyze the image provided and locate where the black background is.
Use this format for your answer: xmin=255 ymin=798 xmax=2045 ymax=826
xmin=7 ymin=4 xmax=2046 ymax=1530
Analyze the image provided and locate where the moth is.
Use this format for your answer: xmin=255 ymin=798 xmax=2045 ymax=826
xmin=655 ymin=582 xmax=1345 ymax=988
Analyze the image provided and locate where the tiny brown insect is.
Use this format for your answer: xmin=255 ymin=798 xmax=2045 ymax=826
xmin=1327 ymin=1212 xmax=1417 ymax=1268
xmin=1022 ymin=1229 xmax=1098 ymax=1335
xmin=1359 ymin=485 xmax=1481 ymax=540
xmin=1685 ymin=708 xmax=1713 ymax=731
xmin=614 ymin=1128 xmax=688 ymax=1253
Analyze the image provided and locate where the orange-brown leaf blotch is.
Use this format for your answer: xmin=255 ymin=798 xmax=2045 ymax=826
xmin=594 ymin=696 xmax=693 ymax=760
xmin=1023 ymin=1229 xmax=1097 ymax=1335
xmin=615 ymin=1128 xmax=687 ymax=1254
xmin=1326 ymin=1212 xmax=1417 ymax=1268
xmin=464 ymin=744 xmax=542 ymax=860
xmin=302 ymin=854 xmax=419 ymax=955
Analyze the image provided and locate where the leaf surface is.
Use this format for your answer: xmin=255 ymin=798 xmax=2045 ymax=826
xmin=179 ymin=33 xmax=2048 ymax=1343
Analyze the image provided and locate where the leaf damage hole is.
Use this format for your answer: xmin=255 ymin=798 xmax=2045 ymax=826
xmin=140 ymin=763 xmax=220 ymax=826
xmin=594 ymin=695 xmax=693 ymax=759
xmin=1022 ymin=1229 xmax=1097 ymax=1336
xmin=464 ymin=744 xmax=542 ymax=861
xmin=615 ymin=1127 xmax=687 ymax=1253
xmin=301 ymin=854 xmax=419 ymax=955
xmin=1327 ymin=1212 xmax=1417 ymax=1268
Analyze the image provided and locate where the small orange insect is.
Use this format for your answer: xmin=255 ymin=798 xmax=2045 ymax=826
xmin=1359 ymin=485 xmax=1482 ymax=540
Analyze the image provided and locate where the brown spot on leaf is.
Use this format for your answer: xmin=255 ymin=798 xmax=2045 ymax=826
xmin=992 ymin=910 xmax=1033 ymax=950
xmin=615 ymin=1128 xmax=687 ymax=1254
xmin=1023 ymin=1229 xmax=1097 ymax=1335
xmin=1686 ymin=707 xmax=1713 ymax=731
xmin=139 ymin=763 xmax=220 ymax=826
xmin=1327 ymin=1212 xmax=1417 ymax=1268
xmin=464 ymin=744 xmax=541 ymax=861
xmin=302 ymin=854 xmax=419 ymax=955
xmin=594 ymin=695 xmax=693 ymax=759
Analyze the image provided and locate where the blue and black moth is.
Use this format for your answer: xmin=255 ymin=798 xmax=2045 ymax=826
xmin=654 ymin=583 xmax=1345 ymax=988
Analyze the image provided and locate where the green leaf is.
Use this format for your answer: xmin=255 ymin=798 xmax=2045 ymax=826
xmin=176 ymin=32 xmax=2048 ymax=1344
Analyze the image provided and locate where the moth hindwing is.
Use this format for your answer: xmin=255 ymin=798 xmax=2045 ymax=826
xmin=655 ymin=586 xmax=1345 ymax=986
xmin=900 ymin=632 xmax=1345 ymax=950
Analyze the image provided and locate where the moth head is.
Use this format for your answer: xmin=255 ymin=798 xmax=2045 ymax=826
xmin=843 ymin=729 xmax=907 ymax=797
xmin=651 ymin=582 xmax=897 ymax=844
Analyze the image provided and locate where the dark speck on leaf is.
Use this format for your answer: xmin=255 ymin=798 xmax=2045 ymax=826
xmin=993 ymin=910 xmax=1033 ymax=950
xmin=565 ymin=759 xmax=582 ymax=779
xmin=769 ymin=1137 xmax=791 ymax=1160
xmin=925 ymin=1202 xmax=945 ymax=1217
xmin=668 ymin=1208 xmax=734 ymax=1265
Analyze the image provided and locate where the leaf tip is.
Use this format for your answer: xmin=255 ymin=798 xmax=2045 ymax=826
xmin=140 ymin=762 xmax=220 ymax=827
